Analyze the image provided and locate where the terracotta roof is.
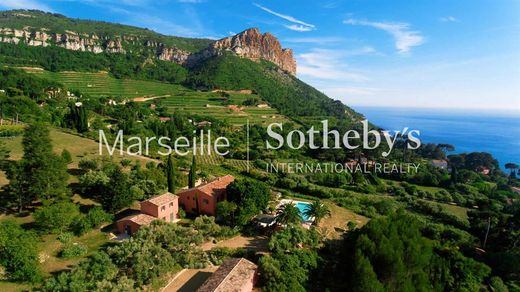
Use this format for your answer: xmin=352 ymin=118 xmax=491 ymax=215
xmin=143 ymin=192 xmax=178 ymax=206
xmin=178 ymin=175 xmax=235 ymax=198
xmin=118 ymin=213 xmax=156 ymax=226
xmin=197 ymin=258 xmax=257 ymax=292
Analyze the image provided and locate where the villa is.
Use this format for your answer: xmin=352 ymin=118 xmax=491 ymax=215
xmin=431 ymin=159 xmax=449 ymax=169
xmin=116 ymin=192 xmax=179 ymax=235
xmin=197 ymin=258 xmax=258 ymax=292
xmin=177 ymin=175 xmax=235 ymax=216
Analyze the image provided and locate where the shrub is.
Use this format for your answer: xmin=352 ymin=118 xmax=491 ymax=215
xmin=61 ymin=149 xmax=73 ymax=164
xmin=34 ymin=201 xmax=80 ymax=233
xmin=60 ymin=243 xmax=88 ymax=258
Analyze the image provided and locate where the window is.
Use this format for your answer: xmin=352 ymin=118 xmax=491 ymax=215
xmin=169 ymin=202 xmax=173 ymax=207
xmin=161 ymin=206 xmax=165 ymax=211
xmin=162 ymin=217 xmax=166 ymax=220
xmin=203 ymin=198 xmax=209 ymax=205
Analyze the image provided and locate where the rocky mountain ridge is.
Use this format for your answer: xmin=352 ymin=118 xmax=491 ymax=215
xmin=0 ymin=23 xmax=296 ymax=74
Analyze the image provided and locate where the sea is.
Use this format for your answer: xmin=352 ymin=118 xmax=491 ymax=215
xmin=353 ymin=106 xmax=520 ymax=171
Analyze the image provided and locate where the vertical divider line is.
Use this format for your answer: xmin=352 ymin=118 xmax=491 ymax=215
xmin=247 ymin=119 xmax=250 ymax=172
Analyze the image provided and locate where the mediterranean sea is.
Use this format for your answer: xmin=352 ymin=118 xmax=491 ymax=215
xmin=354 ymin=106 xmax=520 ymax=171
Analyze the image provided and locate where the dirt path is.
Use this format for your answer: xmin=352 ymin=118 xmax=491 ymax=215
xmin=132 ymin=94 xmax=171 ymax=102
xmin=201 ymin=235 xmax=269 ymax=252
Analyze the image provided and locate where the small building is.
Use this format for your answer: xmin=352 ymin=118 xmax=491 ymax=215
xmin=197 ymin=258 xmax=258 ymax=292
xmin=431 ymin=159 xmax=448 ymax=169
xmin=159 ymin=117 xmax=171 ymax=123
xmin=116 ymin=192 xmax=179 ymax=235
xmin=177 ymin=175 xmax=235 ymax=216
xmin=253 ymin=214 xmax=276 ymax=228
xmin=477 ymin=166 xmax=491 ymax=175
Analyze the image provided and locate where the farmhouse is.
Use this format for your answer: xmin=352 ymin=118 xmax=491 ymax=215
xmin=197 ymin=258 xmax=258 ymax=292
xmin=431 ymin=159 xmax=448 ymax=169
xmin=116 ymin=192 xmax=179 ymax=235
xmin=177 ymin=175 xmax=235 ymax=216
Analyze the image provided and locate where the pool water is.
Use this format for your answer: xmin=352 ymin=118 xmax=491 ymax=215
xmin=295 ymin=202 xmax=312 ymax=222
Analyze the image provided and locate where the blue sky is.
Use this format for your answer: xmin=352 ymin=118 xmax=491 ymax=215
xmin=1 ymin=0 xmax=519 ymax=110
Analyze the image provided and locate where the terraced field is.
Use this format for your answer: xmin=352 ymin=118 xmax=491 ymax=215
xmin=159 ymin=91 xmax=289 ymax=126
xmin=24 ymin=68 xmax=187 ymax=98
xmin=23 ymin=68 xmax=290 ymax=126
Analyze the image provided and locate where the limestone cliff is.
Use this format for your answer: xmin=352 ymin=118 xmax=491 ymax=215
xmin=207 ymin=28 xmax=296 ymax=75
xmin=0 ymin=26 xmax=296 ymax=75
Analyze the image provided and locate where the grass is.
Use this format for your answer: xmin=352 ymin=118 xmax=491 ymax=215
xmin=318 ymin=200 xmax=369 ymax=239
xmin=433 ymin=201 xmax=469 ymax=221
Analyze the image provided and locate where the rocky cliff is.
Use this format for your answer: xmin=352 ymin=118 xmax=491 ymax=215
xmin=0 ymin=26 xmax=296 ymax=75
xmin=206 ymin=28 xmax=296 ymax=75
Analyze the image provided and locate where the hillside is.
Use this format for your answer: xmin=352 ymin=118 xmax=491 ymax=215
xmin=0 ymin=9 xmax=361 ymax=125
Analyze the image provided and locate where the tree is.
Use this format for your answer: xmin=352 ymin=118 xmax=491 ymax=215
xmin=188 ymin=155 xmax=196 ymax=188
xmin=226 ymin=179 xmax=270 ymax=226
xmin=6 ymin=124 xmax=69 ymax=211
xmin=276 ymin=203 xmax=301 ymax=226
xmin=68 ymin=103 xmax=88 ymax=132
xmin=166 ymin=154 xmax=175 ymax=192
xmin=303 ymin=200 xmax=331 ymax=226
xmin=448 ymin=155 xmax=464 ymax=184
xmin=216 ymin=201 xmax=237 ymax=226
xmin=33 ymin=201 xmax=80 ymax=233
xmin=100 ymin=167 xmax=133 ymax=213
xmin=0 ymin=220 xmax=41 ymax=282
xmin=61 ymin=149 xmax=72 ymax=164
xmin=505 ymin=163 xmax=518 ymax=178
xmin=437 ymin=143 xmax=455 ymax=158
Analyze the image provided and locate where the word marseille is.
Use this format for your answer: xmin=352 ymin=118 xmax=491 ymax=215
xmin=98 ymin=120 xmax=421 ymax=157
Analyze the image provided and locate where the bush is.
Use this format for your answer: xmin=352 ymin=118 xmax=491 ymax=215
xmin=72 ymin=206 xmax=113 ymax=236
xmin=61 ymin=149 xmax=72 ymax=164
xmin=34 ymin=201 xmax=80 ymax=233
xmin=60 ymin=243 xmax=88 ymax=258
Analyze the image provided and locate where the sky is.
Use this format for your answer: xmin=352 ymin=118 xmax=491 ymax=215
xmin=1 ymin=0 xmax=519 ymax=111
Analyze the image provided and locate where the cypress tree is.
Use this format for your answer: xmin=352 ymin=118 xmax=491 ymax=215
xmin=188 ymin=156 xmax=196 ymax=189
xmin=166 ymin=154 xmax=175 ymax=192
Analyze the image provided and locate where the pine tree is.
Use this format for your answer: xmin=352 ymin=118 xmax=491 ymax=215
xmin=7 ymin=124 xmax=69 ymax=211
xmin=166 ymin=154 xmax=175 ymax=193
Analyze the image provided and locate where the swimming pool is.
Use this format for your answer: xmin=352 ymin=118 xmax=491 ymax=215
xmin=295 ymin=201 xmax=312 ymax=222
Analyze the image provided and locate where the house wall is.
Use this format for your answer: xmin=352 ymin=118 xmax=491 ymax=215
xmin=140 ymin=197 xmax=178 ymax=222
xmin=116 ymin=219 xmax=141 ymax=235
xmin=240 ymin=271 xmax=258 ymax=292
xmin=178 ymin=189 xmax=219 ymax=216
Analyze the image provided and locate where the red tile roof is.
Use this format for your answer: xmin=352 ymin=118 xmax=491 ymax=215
xmin=197 ymin=258 xmax=257 ymax=292
xmin=143 ymin=192 xmax=178 ymax=206
xmin=119 ymin=213 xmax=156 ymax=226
xmin=178 ymin=175 xmax=235 ymax=198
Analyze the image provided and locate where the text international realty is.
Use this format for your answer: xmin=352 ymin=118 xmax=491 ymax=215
xmin=266 ymin=162 xmax=421 ymax=174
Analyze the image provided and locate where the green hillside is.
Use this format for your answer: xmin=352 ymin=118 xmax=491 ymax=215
xmin=0 ymin=9 xmax=363 ymax=128
xmin=23 ymin=68 xmax=289 ymax=126
xmin=187 ymin=54 xmax=363 ymax=126
xmin=0 ymin=10 xmax=212 ymax=52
